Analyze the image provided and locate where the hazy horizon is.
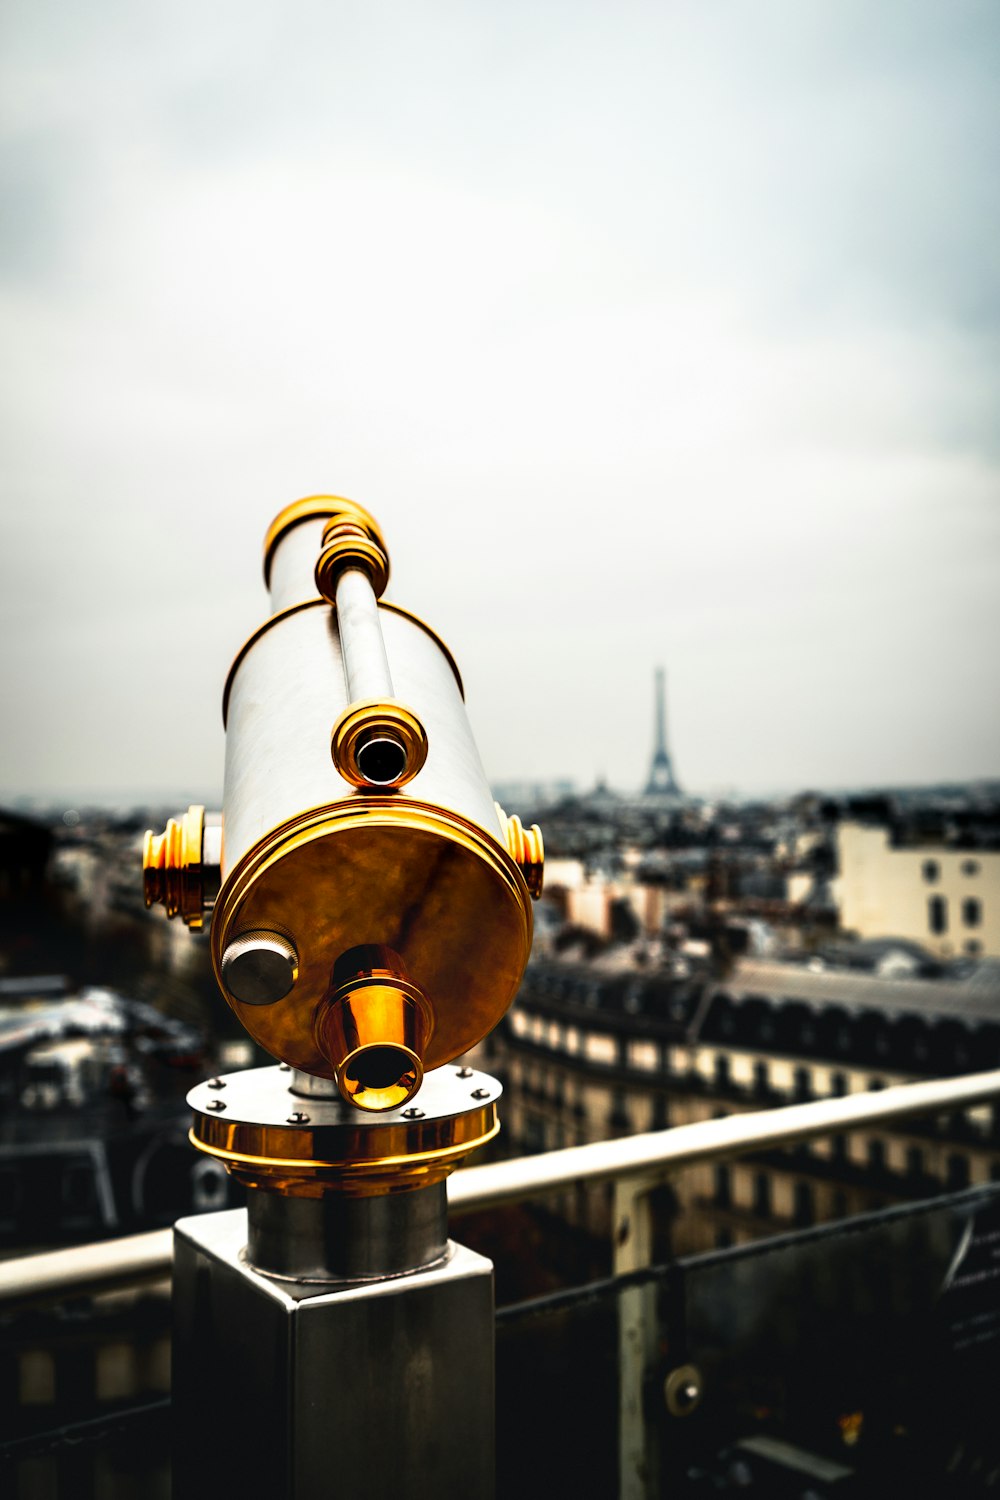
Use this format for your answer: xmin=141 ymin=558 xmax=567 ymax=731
xmin=2 ymin=2 xmax=998 ymax=801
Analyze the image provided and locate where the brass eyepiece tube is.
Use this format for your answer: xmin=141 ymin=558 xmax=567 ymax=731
xmin=316 ymin=946 xmax=430 ymax=1111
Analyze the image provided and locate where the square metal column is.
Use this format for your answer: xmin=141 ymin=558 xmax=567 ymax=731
xmin=173 ymin=1209 xmax=495 ymax=1500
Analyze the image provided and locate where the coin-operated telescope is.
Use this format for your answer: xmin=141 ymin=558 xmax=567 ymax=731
xmin=146 ymin=496 xmax=542 ymax=1500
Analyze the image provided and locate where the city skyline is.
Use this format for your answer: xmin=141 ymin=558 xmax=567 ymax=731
xmin=1 ymin=3 xmax=998 ymax=802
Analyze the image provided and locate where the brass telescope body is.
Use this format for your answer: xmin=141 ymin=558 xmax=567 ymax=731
xmin=144 ymin=495 xmax=542 ymax=1221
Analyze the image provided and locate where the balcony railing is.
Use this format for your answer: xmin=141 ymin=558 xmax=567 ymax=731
xmin=4 ymin=1063 xmax=1000 ymax=1307
xmin=6 ymin=1066 xmax=1000 ymax=1498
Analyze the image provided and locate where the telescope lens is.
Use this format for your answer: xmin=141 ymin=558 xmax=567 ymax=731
xmin=352 ymin=1045 xmax=411 ymax=1089
xmin=341 ymin=1045 xmax=420 ymax=1111
xmin=355 ymin=733 xmax=407 ymax=786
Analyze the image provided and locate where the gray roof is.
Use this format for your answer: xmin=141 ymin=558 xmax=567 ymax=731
xmin=717 ymin=958 xmax=1000 ymax=1026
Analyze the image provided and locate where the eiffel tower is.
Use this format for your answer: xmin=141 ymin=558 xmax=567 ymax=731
xmin=645 ymin=668 xmax=682 ymax=798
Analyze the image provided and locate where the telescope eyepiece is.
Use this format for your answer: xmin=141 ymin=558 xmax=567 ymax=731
xmin=318 ymin=946 xmax=431 ymax=1112
xmin=355 ymin=732 xmax=408 ymax=787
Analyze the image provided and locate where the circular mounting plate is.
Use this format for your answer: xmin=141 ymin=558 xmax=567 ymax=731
xmin=188 ymin=1063 xmax=502 ymax=1195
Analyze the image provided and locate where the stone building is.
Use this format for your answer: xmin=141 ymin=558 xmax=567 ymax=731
xmin=485 ymin=953 xmax=1000 ymax=1264
xmin=837 ymin=818 xmax=1000 ymax=959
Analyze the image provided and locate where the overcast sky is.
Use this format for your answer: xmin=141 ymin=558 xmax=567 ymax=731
xmin=1 ymin=1 xmax=998 ymax=806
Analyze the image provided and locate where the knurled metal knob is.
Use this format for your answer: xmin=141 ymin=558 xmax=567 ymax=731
xmin=221 ymin=931 xmax=299 ymax=1006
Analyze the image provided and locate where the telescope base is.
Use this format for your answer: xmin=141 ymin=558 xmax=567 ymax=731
xmin=173 ymin=1207 xmax=495 ymax=1500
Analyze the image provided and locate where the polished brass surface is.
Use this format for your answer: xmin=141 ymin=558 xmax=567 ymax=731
xmin=317 ymin=945 xmax=431 ymax=1111
xmin=263 ymin=495 xmax=387 ymax=588
xmin=329 ymin=698 xmax=429 ymax=789
xmin=187 ymin=1064 xmax=500 ymax=1197
xmin=495 ymin=804 xmax=545 ymax=900
xmin=315 ymin=525 xmax=390 ymax=602
xmin=221 ymin=600 xmax=464 ymax=727
xmin=142 ymin=804 xmax=214 ymax=929
xmin=211 ymin=798 xmax=532 ymax=1080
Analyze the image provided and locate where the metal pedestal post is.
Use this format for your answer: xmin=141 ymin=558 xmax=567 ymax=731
xmin=173 ymin=1065 xmax=502 ymax=1500
xmin=173 ymin=1207 xmax=495 ymax=1500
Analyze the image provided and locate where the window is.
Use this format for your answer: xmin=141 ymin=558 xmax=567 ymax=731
xmin=946 ymin=1153 xmax=970 ymax=1191
xmin=753 ymin=1060 xmax=770 ymax=1095
xmin=0 ymin=1169 xmax=20 ymax=1231
xmin=714 ymin=1164 xmax=731 ymax=1209
xmin=753 ymin=1172 xmax=771 ymax=1217
xmin=61 ymin=1166 xmax=95 ymax=1213
xmin=610 ymin=1089 xmax=630 ymax=1129
xmin=714 ymin=1054 xmax=731 ymax=1089
xmin=962 ymin=898 xmax=982 ymax=928
xmin=929 ymin=895 xmax=948 ymax=935
xmin=906 ymin=1146 xmax=925 ymax=1179
xmin=831 ymin=1072 xmax=848 ymax=1097
xmin=19 ymin=1351 xmax=56 ymax=1405
xmin=793 ymin=1182 xmax=814 ymax=1228
xmin=868 ymin=1138 xmax=886 ymax=1173
xmin=794 ymin=1066 xmax=812 ymax=1102
xmin=923 ymin=860 xmax=940 ymax=883
xmin=962 ymin=860 xmax=980 ymax=877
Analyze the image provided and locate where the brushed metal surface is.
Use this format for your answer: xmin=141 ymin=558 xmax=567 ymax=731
xmin=222 ymin=604 xmax=501 ymax=877
xmin=173 ymin=1209 xmax=495 ymax=1500
xmin=188 ymin=1062 xmax=501 ymax=1131
xmin=246 ymin=1180 xmax=449 ymax=1281
xmin=268 ymin=514 xmax=327 ymax=612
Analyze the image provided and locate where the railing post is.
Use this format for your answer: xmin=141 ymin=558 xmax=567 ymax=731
xmin=614 ymin=1175 xmax=658 ymax=1500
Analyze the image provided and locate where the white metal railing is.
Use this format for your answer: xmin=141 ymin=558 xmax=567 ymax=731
xmin=3 ymin=1065 xmax=1000 ymax=1308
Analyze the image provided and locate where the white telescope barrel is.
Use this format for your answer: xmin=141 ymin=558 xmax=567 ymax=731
xmin=144 ymin=495 xmax=542 ymax=1096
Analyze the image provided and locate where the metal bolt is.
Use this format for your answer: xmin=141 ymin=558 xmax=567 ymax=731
xmin=402 ymin=1107 xmax=425 ymax=1119
xmin=207 ymin=1077 xmax=226 ymax=1090
xmin=456 ymin=1066 xmax=473 ymax=1078
xmin=287 ymin=1111 xmax=310 ymax=1125
xmin=471 ymin=1088 xmax=490 ymax=1100
xmin=206 ymin=1099 xmax=226 ymax=1112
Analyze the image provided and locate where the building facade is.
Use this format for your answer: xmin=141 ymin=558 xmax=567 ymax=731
xmin=486 ymin=954 xmax=1000 ymax=1266
xmin=837 ymin=820 xmax=1000 ymax=959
